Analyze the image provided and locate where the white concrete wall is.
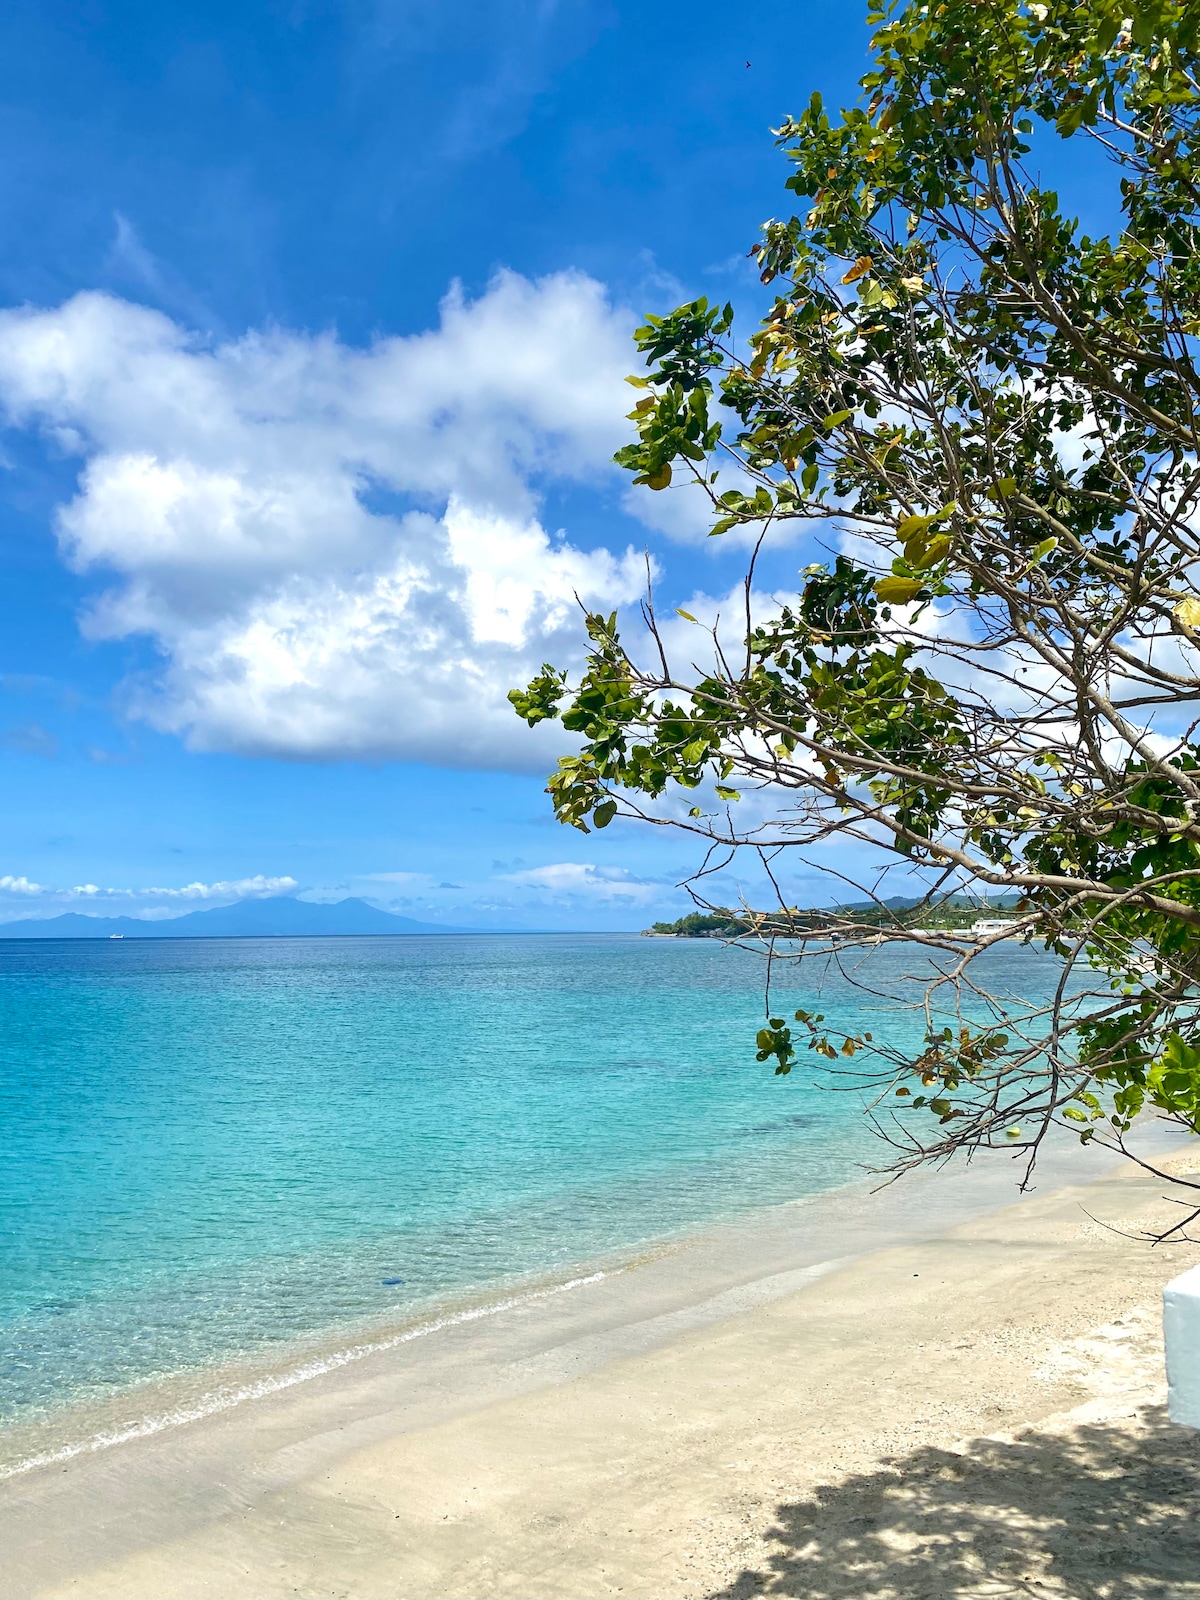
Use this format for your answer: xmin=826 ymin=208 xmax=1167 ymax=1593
xmin=1164 ymin=1263 xmax=1200 ymax=1428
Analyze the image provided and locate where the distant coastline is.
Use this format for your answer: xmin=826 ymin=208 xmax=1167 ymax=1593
xmin=643 ymin=899 xmax=1021 ymax=941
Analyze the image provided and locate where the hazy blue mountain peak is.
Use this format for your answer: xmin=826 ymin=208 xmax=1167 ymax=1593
xmin=0 ymin=896 xmax=474 ymax=939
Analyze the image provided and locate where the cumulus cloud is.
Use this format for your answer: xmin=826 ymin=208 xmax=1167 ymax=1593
xmin=499 ymin=862 xmax=661 ymax=900
xmin=114 ymin=874 xmax=298 ymax=901
xmin=0 ymin=272 xmax=649 ymax=768
xmin=0 ymin=873 xmax=297 ymax=905
xmin=621 ymin=470 xmax=780 ymax=548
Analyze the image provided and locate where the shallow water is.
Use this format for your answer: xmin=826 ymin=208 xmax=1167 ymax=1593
xmin=0 ymin=932 xmax=1061 ymax=1426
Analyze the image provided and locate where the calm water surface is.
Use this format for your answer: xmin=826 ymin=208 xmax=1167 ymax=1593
xmin=0 ymin=933 xmax=1059 ymax=1425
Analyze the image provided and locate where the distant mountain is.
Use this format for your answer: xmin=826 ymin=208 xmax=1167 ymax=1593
xmin=0 ymin=896 xmax=475 ymax=940
xmin=834 ymin=893 xmax=1021 ymax=911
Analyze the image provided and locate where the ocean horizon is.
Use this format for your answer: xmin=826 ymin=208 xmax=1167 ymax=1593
xmin=0 ymin=933 xmax=1063 ymax=1440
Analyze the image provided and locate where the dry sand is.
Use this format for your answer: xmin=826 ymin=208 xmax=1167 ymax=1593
xmin=3 ymin=1141 xmax=1200 ymax=1598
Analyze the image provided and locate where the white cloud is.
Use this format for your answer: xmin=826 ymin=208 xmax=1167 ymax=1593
xmin=0 ymin=873 xmax=297 ymax=906
xmin=648 ymin=580 xmax=785 ymax=677
xmin=0 ymin=272 xmax=650 ymax=768
xmin=621 ymin=477 xmax=719 ymax=543
xmin=622 ymin=469 xmax=782 ymax=547
xmin=115 ymin=874 xmax=298 ymax=901
xmin=499 ymin=862 xmax=661 ymax=901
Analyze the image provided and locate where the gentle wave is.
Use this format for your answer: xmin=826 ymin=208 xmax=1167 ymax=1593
xmin=0 ymin=1269 xmax=608 ymax=1482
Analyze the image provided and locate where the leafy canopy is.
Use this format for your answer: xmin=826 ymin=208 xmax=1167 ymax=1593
xmin=511 ymin=0 xmax=1200 ymax=1227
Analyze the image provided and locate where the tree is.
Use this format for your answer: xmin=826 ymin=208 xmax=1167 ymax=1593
xmin=510 ymin=0 xmax=1200 ymax=1233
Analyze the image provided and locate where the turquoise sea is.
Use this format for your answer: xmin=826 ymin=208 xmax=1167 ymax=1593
xmin=0 ymin=932 xmax=1058 ymax=1433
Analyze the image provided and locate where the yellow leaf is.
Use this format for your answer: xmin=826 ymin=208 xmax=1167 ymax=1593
xmin=896 ymin=511 xmax=938 ymax=540
xmin=1175 ymin=597 xmax=1200 ymax=628
xmin=841 ymin=255 xmax=873 ymax=284
xmin=874 ymin=576 xmax=925 ymax=605
xmin=676 ymin=608 xmax=698 ymax=623
xmin=911 ymin=534 xmax=951 ymax=569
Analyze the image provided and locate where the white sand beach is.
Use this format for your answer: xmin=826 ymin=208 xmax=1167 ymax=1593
xmin=3 ymin=1138 xmax=1200 ymax=1599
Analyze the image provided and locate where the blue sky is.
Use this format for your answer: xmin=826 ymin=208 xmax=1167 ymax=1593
xmin=0 ymin=0 xmax=885 ymax=930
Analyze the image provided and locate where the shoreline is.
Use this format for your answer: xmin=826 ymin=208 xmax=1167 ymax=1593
xmin=3 ymin=1127 xmax=1200 ymax=1597
xmin=0 ymin=1117 xmax=1179 ymax=1483
xmin=0 ymin=1168 xmax=872 ymax=1478
xmin=0 ymin=1268 xmax=617 ymax=1485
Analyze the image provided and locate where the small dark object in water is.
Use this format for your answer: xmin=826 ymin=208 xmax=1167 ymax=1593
xmin=381 ymin=1277 xmax=405 ymax=1286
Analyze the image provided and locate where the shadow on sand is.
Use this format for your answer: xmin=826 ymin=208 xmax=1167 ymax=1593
xmin=711 ymin=1404 xmax=1200 ymax=1598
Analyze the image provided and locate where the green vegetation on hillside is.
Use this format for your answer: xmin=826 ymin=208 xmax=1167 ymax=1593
xmin=647 ymin=901 xmax=1012 ymax=938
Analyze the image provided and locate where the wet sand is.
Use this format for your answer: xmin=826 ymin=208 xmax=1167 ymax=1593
xmin=3 ymin=1136 xmax=1200 ymax=1598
